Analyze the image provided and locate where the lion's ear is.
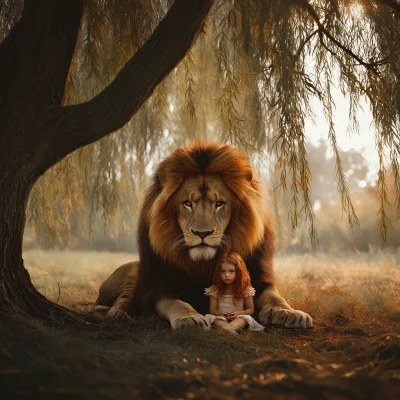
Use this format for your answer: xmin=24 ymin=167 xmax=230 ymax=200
xmin=157 ymin=167 xmax=170 ymax=188
xmin=157 ymin=159 xmax=188 ymax=202
xmin=158 ymin=158 xmax=178 ymax=187
xmin=158 ymin=168 xmax=182 ymax=197
xmin=158 ymin=152 xmax=197 ymax=188
xmin=245 ymin=169 xmax=252 ymax=182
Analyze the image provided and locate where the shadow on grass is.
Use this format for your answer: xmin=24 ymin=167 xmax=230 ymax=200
xmin=0 ymin=313 xmax=399 ymax=399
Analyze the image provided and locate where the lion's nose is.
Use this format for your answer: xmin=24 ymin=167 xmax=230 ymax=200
xmin=191 ymin=229 xmax=214 ymax=240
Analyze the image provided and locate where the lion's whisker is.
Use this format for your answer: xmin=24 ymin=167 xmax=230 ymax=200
xmin=220 ymin=234 xmax=232 ymax=248
xmin=172 ymin=235 xmax=186 ymax=250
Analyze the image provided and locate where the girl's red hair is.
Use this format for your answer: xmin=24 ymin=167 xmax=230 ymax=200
xmin=213 ymin=252 xmax=251 ymax=300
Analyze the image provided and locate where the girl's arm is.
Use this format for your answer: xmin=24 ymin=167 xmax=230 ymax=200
xmin=242 ymin=296 xmax=255 ymax=315
xmin=209 ymin=296 xmax=226 ymax=316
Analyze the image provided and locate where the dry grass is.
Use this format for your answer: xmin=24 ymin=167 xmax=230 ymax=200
xmin=275 ymin=251 xmax=400 ymax=323
xmin=1 ymin=250 xmax=397 ymax=399
xmin=24 ymin=249 xmax=400 ymax=322
xmin=24 ymin=250 xmax=138 ymax=311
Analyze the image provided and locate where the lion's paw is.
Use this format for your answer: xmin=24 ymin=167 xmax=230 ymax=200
xmin=259 ymin=307 xmax=312 ymax=328
xmin=107 ymin=307 xmax=132 ymax=321
xmin=171 ymin=313 xmax=210 ymax=330
xmin=93 ymin=305 xmax=111 ymax=313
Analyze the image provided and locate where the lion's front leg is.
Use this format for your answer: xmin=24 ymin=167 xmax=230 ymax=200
xmin=106 ymin=277 xmax=136 ymax=321
xmin=256 ymin=286 xmax=312 ymax=328
xmin=94 ymin=262 xmax=138 ymax=321
xmin=94 ymin=277 xmax=136 ymax=321
xmin=156 ymin=298 xmax=210 ymax=330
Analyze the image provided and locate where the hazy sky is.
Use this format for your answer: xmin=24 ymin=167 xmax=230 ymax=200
xmin=305 ymin=83 xmax=378 ymax=184
xmin=305 ymin=3 xmax=379 ymax=184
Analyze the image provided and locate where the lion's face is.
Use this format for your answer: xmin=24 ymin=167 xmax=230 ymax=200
xmin=145 ymin=143 xmax=266 ymax=268
xmin=175 ymin=176 xmax=233 ymax=261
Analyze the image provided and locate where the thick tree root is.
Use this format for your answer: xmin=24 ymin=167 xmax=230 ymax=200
xmin=0 ymin=280 xmax=93 ymax=327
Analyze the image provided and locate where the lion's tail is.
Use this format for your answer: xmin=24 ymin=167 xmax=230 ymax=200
xmin=91 ymin=295 xmax=111 ymax=316
xmin=93 ymin=305 xmax=111 ymax=313
xmin=84 ymin=302 xmax=111 ymax=323
xmin=94 ymin=294 xmax=102 ymax=306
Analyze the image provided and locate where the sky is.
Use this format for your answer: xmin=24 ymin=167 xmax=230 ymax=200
xmin=305 ymin=2 xmax=380 ymax=185
xmin=305 ymin=79 xmax=379 ymax=185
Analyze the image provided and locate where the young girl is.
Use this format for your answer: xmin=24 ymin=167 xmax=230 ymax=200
xmin=204 ymin=252 xmax=264 ymax=333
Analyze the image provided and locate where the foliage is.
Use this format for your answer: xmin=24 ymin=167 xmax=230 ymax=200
xmin=274 ymin=141 xmax=400 ymax=252
xmin=2 ymin=0 xmax=399 ymax=246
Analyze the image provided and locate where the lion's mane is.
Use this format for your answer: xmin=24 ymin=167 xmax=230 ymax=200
xmin=134 ymin=143 xmax=275 ymax=315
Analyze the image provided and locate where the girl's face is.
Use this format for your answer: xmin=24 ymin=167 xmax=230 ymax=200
xmin=220 ymin=262 xmax=236 ymax=284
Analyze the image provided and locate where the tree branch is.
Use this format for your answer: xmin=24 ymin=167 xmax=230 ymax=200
xmin=21 ymin=0 xmax=84 ymax=104
xmin=0 ymin=0 xmax=84 ymax=134
xmin=294 ymin=29 xmax=318 ymax=62
xmin=295 ymin=0 xmax=390 ymax=73
xmin=375 ymin=0 xmax=400 ymax=14
xmin=42 ymin=0 xmax=214 ymax=168
xmin=0 ymin=19 xmax=21 ymax=122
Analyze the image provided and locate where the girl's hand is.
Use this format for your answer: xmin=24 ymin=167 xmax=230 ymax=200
xmin=227 ymin=311 xmax=241 ymax=320
xmin=221 ymin=312 xmax=230 ymax=318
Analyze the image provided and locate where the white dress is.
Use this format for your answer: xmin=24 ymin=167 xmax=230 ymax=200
xmin=204 ymin=285 xmax=265 ymax=332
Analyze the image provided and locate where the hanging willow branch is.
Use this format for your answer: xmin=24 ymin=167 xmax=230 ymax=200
xmin=2 ymin=0 xmax=398 ymax=246
xmin=295 ymin=0 xmax=391 ymax=73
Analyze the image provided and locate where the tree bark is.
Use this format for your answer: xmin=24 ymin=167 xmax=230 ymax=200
xmin=0 ymin=175 xmax=79 ymax=322
xmin=376 ymin=0 xmax=400 ymax=14
xmin=0 ymin=0 xmax=84 ymax=136
xmin=0 ymin=0 xmax=85 ymax=322
xmin=0 ymin=0 xmax=214 ymax=322
xmin=38 ymin=0 xmax=214 ymax=173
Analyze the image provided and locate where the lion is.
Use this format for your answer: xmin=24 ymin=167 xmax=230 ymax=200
xmin=94 ymin=143 xmax=312 ymax=329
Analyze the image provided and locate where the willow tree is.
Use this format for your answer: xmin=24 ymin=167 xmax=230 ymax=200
xmin=0 ymin=0 xmax=214 ymax=320
xmin=1 ymin=0 xmax=399 ymax=321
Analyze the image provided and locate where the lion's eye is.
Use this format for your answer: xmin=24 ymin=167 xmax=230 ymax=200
xmin=215 ymin=201 xmax=225 ymax=209
xmin=183 ymin=200 xmax=192 ymax=208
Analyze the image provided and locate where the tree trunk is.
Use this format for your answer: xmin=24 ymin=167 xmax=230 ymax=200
xmin=0 ymin=0 xmax=85 ymax=323
xmin=0 ymin=167 xmax=81 ymax=322
xmin=0 ymin=0 xmax=214 ymax=323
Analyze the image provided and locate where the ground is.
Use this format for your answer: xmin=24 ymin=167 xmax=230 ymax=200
xmin=0 ymin=250 xmax=399 ymax=399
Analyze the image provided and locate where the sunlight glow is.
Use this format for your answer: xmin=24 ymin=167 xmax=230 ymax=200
xmin=358 ymin=180 xmax=367 ymax=188
xmin=349 ymin=3 xmax=364 ymax=19
xmin=313 ymin=200 xmax=321 ymax=211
